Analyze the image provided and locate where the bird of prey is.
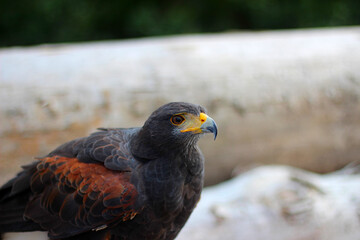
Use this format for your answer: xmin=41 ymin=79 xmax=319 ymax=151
xmin=0 ymin=102 xmax=217 ymax=240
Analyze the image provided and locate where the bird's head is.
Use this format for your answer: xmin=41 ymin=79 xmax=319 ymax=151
xmin=132 ymin=102 xmax=217 ymax=158
xmin=145 ymin=102 xmax=217 ymax=141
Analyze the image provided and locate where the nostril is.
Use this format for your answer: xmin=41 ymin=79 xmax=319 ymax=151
xmin=199 ymin=113 xmax=208 ymax=123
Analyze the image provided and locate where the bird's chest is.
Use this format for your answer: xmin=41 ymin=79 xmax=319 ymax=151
xmin=133 ymin=164 xmax=202 ymax=240
xmin=117 ymin=155 xmax=204 ymax=239
xmin=142 ymin=159 xmax=202 ymax=219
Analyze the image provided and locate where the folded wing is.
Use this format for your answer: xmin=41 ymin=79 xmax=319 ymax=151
xmin=26 ymin=156 xmax=139 ymax=239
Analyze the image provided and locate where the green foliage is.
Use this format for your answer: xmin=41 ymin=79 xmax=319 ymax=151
xmin=0 ymin=0 xmax=359 ymax=46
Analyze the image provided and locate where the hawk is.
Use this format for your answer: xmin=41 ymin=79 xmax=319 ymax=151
xmin=0 ymin=102 xmax=217 ymax=240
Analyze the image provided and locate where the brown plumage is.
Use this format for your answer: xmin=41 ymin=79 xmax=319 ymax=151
xmin=0 ymin=102 xmax=217 ymax=240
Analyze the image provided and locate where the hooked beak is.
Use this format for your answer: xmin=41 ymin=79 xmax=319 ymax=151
xmin=181 ymin=113 xmax=218 ymax=140
xmin=200 ymin=114 xmax=218 ymax=140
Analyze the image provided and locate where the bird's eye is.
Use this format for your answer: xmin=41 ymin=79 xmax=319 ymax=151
xmin=171 ymin=115 xmax=185 ymax=125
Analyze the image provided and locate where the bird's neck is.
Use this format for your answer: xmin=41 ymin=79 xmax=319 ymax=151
xmin=130 ymin=128 xmax=201 ymax=164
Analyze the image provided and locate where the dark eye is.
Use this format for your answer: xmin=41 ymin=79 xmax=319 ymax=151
xmin=171 ymin=115 xmax=185 ymax=125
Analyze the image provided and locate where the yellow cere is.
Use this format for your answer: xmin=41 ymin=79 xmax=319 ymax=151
xmin=199 ymin=112 xmax=207 ymax=123
xmin=180 ymin=113 xmax=208 ymax=133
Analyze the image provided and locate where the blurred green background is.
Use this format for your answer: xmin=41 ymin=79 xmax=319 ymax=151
xmin=1 ymin=0 xmax=359 ymax=47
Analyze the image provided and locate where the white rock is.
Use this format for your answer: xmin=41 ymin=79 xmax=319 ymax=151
xmin=178 ymin=165 xmax=360 ymax=240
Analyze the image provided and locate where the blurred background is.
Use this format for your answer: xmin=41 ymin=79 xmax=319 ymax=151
xmin=1 ymin=0 xmax=360 ymax=47
xmin=1 ymin=1 xmax=360 ymax=239
xmin=1 ymin=0 xmax=360 ymax=186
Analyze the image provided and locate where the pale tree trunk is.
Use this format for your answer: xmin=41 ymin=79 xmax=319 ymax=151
xmin=1 ymin=27 xmax=360 ymax=185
